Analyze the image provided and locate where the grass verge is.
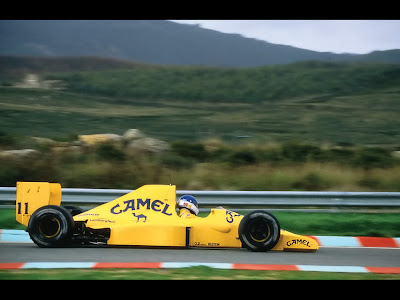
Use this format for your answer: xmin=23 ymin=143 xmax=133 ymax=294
xmin=0 ymin=266 xmax=399 ymax=280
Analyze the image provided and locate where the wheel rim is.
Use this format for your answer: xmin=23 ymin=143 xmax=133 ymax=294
xmin=249 ymin=219 xmax=270 ymax=242
xmin=38 ymin=216 xmax=61 ymax=238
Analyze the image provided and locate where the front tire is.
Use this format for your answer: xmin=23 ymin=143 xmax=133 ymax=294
xmin=28 ymin=205 xmax=74 ymax=247
xmin=238 ymin=210 xmax=280 ymax=252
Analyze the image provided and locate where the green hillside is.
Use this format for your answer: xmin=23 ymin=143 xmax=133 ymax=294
xmin=0 ymin=59 xmax=399 ymax=145
xmin=46 ymin=61 xmax=400 ymax=102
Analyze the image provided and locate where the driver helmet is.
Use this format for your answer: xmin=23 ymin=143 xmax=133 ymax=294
xmin=177 ymin=195 xmax=199 ymax=215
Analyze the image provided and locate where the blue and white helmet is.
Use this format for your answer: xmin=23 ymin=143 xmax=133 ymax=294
xmin=177 ymin=195 xmax=199 ymax=215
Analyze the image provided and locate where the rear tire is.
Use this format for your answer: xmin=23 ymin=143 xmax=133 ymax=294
xmin=28 ymin=205 xmax=74 ymax=248
xmin=238 ymin=210 xmax=280 ymax=252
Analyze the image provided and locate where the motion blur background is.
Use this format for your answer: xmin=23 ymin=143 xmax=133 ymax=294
xmin=0 ymin=20 xmax=400 ymax=191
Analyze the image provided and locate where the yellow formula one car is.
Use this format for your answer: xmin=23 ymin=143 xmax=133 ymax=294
xmin=15 ymin=182 xmax=318 ymax=252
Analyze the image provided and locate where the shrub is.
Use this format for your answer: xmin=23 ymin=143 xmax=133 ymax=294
xmin=293 ymin=172 xmax=331 ymax=191
xmin=95 ymin=143 xmax=126 ymax=162
xmin=351 ymin=147 xmax=395 ymax=169
xmin=171 ymin=141 xmax=208 ymax=161
xmin=0 ymin=131 xmax=15 ymax=147
xmin=280 ymin=142 xmax=322 ymax=163
xmin=326 ymin=147 xmax=355 ymax=164
xmin=224 ymin=149 xmax=258 ymax=165
xmin=158 ymin=152 xmax=195 ymax=170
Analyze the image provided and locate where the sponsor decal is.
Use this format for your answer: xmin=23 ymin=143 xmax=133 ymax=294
xmin=110 ymin=198 xmax=172 ymax=216
xmin=225 ymin=210 xmax=241 ymax=223
xmin=89 ymin=218 xmax=115 ymax=223
xmin=286 ymin=239 xmax=311 ymax=247
xmin=132 ymin=213 xmax=147 ymax=223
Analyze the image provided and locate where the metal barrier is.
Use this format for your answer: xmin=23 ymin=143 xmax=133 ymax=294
xmin=1 ymin=187 xmax=400 ymax=212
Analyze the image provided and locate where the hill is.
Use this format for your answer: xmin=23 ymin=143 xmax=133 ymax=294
xmin=44 ymin=60 xmax=400 ymax=103
xmin=0 ymin=56 xmax=151 ymax=84
xmin=1 ymin=20 xmax=400 ymax=67
xmin=0 ymin=59 xmax=399 ymax=145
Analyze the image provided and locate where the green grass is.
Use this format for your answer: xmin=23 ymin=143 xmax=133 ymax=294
xmin=0 ymin=266 xmax=399 ymax=280
xmin=1 ymin=89 xmax=398 ymax=144
xmin=2 ymin=209 xmax=399 ymax=237
xmin=272 ymin=211 xmax=400 ymax=237
xmin=0 ymin=209 xmax=25 ymax=230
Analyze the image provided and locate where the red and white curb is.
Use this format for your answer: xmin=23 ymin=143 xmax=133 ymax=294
xmin=2 ymin=230 xmax=399 ymax=248
xmin=1 ymin=261 xmax=400 ymax=274
xmin=308 ymin=235 xmax=400 ymax=248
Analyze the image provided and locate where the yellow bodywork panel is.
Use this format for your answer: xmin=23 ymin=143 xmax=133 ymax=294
xmin=16 ymin=182 xmax=61 ymax=226
xmin=188 ymin=208 xmax=242 ymax=248
xmin=74 ymin=185 xmax=244 ymax=248
xmin=16 ymin=182 xmax=318 ymax=252
xmin=74 ymin=184 xmax=318 ymax=251
xmin=274 ymin=230 xmax=319 ymax=252
xmin=74 ymin=184 xmax=187 ymax=246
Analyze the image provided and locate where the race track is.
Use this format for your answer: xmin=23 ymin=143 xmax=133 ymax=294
xmin=1 ymin=242 xmax=399 ymax=268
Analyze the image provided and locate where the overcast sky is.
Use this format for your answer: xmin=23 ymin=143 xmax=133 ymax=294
xmin=171 ymin=20 xmax=400 ymax=54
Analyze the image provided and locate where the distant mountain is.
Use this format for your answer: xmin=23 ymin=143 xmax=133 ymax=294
xmin=1 ymin=20 xmax=399 ymax=67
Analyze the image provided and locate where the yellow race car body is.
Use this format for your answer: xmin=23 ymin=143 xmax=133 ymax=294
xmin=16 ymin=182 xmax=318 ymax=252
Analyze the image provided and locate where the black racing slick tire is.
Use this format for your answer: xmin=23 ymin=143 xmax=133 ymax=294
xmin=238 ymin=210 xmax=280 ymax=252
xmin=28 ymin=205 xmax=74 ymax=248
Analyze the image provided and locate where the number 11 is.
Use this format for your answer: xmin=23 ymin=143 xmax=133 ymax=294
xmin=17 ymin=202 xmax=28 ymax=214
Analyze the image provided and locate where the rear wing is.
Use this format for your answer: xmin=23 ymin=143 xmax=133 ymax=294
xmin=16 ymin=182 xmax=62 ymax=226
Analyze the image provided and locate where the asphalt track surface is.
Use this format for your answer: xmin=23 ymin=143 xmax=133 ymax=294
xmin=1 ymin=242 xmax=399 ymax=268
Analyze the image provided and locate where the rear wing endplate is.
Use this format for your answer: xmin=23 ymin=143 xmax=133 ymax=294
xmin=16 ymin=182 xmax=62 ymax=226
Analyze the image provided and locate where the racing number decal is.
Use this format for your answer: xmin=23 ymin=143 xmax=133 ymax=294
xmin=17 ymin=202 xmax=28 ymax=214
xmin=226 ymin=210 xmax=240 ymax=223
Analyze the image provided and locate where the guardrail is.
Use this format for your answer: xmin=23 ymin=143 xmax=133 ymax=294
xmin=1 ymin=187 xmax=400 ymax=212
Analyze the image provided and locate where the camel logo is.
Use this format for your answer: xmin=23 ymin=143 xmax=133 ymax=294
xmin=132 ymin=213 xmax=147 ymax=223
xmin=110 ymin=198 xmax=172 ymax=216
